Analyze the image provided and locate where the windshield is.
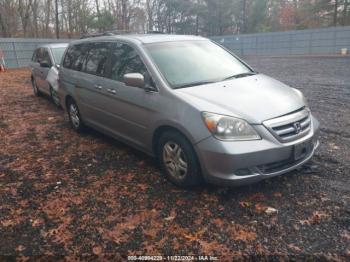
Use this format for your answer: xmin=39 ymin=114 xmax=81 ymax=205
xmin=145 ymin=40 xmax=252 ymax=89
xmin=51 ymin=47 xmax=67 ymax=64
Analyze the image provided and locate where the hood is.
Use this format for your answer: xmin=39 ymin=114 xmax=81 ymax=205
xmin=175 ymin=74 xmax=305 ymax=124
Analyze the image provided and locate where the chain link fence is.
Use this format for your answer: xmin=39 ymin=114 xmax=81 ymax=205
xmin=0 ymin=38 xmax=70 ymax=69
xmin=211 ymin=26 xmax=350 ymax=56
xmin=1 ymin=26 xmax=350 ymax=69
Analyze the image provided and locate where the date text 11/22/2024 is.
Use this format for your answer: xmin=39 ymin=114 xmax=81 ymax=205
xmin=127 ymin=255 xmax=219 ymax=261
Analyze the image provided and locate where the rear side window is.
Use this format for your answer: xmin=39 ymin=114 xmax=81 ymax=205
xmin=63 ymin=44 xmax=89 ymax=71
xmin=83 ymin=43 xmax=110 ymax=76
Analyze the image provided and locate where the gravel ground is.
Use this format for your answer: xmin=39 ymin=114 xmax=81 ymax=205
xmin=0 ymin=57 xmax=349 ymax=260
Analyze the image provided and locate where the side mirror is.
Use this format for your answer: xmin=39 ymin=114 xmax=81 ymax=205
xmin=40 ymin=60 xmax=50 ymax=68
xmin=123 ymin=73 xmax=144 ymax=88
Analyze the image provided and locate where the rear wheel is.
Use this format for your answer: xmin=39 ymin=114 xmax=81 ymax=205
xmin=50 ymin=86 xmax=61 ymax=107
xmin=67 ymin=99 xmax=85 ymax=132
xmin=157 ymin=131 xmax=202 ymax=188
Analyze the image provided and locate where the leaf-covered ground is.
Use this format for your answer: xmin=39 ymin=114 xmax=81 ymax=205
xmin=0 ymin=57 xmax=349 ymax=261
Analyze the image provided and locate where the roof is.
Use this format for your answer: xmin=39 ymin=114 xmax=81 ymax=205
xmin=71 ymin=34 xmax=207 ymax=45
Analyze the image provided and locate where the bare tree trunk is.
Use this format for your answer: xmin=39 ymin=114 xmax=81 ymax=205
xmin=95 ymin=0 xmax=101 ymax=31
xmin=55 ymin=0 xmax=59 ymax=38
xmin=343 ymin=0 xmax=349 ymax=25
xmin=0 ymin=13 xmax=8 ymax=37
xmin=67 ymin=0 xmax=73 ymax=38
xmin=242 ymin=0 xmax=246 ymax=33
xmin=334 ymin=0 xmax=338 ymax=26
xmin=31 ymin=0 xmax=39 ymax=37
xmin=146 ymin=0 xmax=153 ymax=31
xmin=18 ymin=0 xmax=32 ymax=37
xmin=122 ymin=0 xmax=127 ymax=30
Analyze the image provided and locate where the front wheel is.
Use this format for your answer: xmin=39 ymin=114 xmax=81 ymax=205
xmin=158 ymin=131 xmax=202 ymax=188
xmin=67 ymin=99 xmax=85 ymax=132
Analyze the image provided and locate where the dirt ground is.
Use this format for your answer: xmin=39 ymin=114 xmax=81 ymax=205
xmin=0 ymin=57 xmax=349 ymax=260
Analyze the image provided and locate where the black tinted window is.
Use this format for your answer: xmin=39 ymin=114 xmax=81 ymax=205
xmin=63 ymin=44 xmax=88 ymax=71
xmin=35 ymin=48 xmax=43 ymax=62
xmin=83 ymin=43 xmax=109 ymax=76
xmin=42 ymin=49 xmax=52 ymax=66
xmin=110 ymin=43 xmax=148 ymax=82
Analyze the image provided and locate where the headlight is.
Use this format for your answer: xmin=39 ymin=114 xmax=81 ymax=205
xmin=202 ymin=112 xmax=260 ymax=141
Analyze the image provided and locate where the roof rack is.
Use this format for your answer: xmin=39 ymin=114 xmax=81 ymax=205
xmin=80 ymin=30 xmax=165 ymax=39
xmin=80 ymin=30 xmax=134 ymax=39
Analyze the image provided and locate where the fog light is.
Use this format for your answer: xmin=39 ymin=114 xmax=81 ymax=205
xmin=235 ymin=168 xmax=252 ymax=176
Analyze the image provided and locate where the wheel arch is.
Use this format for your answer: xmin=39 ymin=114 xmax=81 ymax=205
xmin=152 ymin=124 xmax=195 ymax=156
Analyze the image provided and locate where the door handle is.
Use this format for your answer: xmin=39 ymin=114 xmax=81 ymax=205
xmin=107 ymin=88 xmax=117 ymax=94
xmin=94 ymin=84 xmax=102 ymax=90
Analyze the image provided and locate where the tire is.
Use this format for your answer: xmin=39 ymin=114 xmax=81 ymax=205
xmin=157 ymin=131 xmax=202 ymax=188
xmin=67 ymin=99 xmax=85 ymax=132
xmin=31 ymin=78 xmax=41 ymax=96
xmin=50 ymin=86 xmax=61 ymax=107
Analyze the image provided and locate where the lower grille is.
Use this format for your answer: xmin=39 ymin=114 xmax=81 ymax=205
xmin=257 ymin=146 xmax=313 ymax=174
xmin=263 ymin=108 xmax=312 ymax=143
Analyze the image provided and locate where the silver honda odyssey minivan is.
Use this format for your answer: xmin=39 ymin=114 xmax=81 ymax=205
xmin=59 ymin=34 xmax=319 ymax=188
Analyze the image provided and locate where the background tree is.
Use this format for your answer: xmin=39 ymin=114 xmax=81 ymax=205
xmin=0 ymin=0 xmax=350 ymax=38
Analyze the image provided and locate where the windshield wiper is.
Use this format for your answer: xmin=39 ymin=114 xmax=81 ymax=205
xmin=222 ymin=72 xmax=257 ymax=81
xmin=174 ymin=80 xmax=217 ymax=89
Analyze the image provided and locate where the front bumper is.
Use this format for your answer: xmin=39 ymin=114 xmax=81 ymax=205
xmin=195 ymin=115 xmax=320 ymax=186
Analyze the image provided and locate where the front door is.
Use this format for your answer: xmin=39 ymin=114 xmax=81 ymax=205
xmin=38 ymin=48 xmax=53 ymax=94
xmin=99 ymin=42 xmax=159 ymax=149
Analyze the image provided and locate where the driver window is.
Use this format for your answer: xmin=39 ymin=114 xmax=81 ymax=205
xmin=109 ymin=43 xmax=151 ymax=86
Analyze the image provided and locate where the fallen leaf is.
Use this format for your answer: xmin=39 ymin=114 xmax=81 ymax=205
xmin=265 ymin=207 xmax=278 ymax=215
xmin=288 ymin=244 xmax=302 ymax=252
xmin=1 ymin=220 xmax=15 ymax=227
xmin=341 ymin=230 xmax=350 ymax=241
xmin=92 ymin=246 xmax=102 ymax=255
xmin=255 ymin=203 xmax=267 ymax=213
xmin=273 ymin=192 xmax=282 ymax=198
xmin=239 ymin=201 xmax=250 ymax=208
xmin=311 ymin=211 xmax=328 ymax=224
xmin=16 ymin=245 xmax=25 ymax=252
xmin=233 ymin=229 xmax=257 ymax=242
xmin=183 ymin=233 xmax=197 ymax=241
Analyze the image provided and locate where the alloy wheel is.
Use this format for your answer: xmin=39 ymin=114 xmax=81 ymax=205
xmin=69 ymin=103 xmax=80 ymax=129
xmin=162 ymin=141 xmax=188 ymax=180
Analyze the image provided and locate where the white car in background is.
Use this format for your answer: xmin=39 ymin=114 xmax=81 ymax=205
xmin=30 ymin=43 xmax=68 ymax=107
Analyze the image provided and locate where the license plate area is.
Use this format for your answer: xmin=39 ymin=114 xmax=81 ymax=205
xmin=294 ymin=139 xmax=313 ymax=161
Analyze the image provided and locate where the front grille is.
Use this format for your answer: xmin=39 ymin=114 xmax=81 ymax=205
xmin=263 ymin=108 xmax=312 ymax=143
